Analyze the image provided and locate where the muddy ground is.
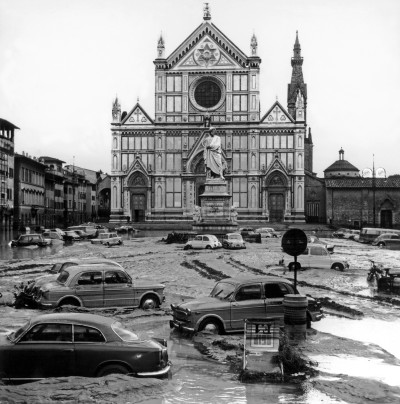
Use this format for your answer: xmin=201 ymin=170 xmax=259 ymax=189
xmin=0 ymin=236 xmax=400 ymax=403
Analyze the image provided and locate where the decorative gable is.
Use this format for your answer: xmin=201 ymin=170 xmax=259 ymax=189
xmin=121 ymin=103 xmax=153 ymax=125
xmin=166 ymin=22 xmax=249 ymax=70
xmin=261 ymin=101 xmax=294 ymax=124
xmin=124 ymin=154 xmax=149 ymax=179
xmin=175 ymin=35 xmax=240 ymax=70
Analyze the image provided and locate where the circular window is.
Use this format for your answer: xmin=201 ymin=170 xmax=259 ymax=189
xmin=189 ymin=76 xmax=225 ymax=112
xmin=194 ymin=81 xmax=221 ymax=108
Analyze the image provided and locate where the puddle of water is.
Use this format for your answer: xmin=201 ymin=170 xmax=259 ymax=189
xmin=313 ymin=315 xmax=400 ymax=359
xmin=311 ymin=355 xmax=400 ymax=387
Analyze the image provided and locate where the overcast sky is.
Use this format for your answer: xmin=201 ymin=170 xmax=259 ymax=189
xmin=1 ymin=0 xmax=399 ymax=177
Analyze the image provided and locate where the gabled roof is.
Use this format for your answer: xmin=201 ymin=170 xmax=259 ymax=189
xmin=164 ymin=21 xmax=250 ymax=69
xmin=260 ymin=101 xmax=295 ymax=124
xmin=0 ymin=118 xmax=19 ymax=130
xmin=121 ymin=103 xmax=154 ymax=125
xmin=324 ymin=160 xmax=359 ymax=173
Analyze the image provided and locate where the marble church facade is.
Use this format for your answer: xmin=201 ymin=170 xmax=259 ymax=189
xmin=110 ymin=6 xmax=311 ymax=223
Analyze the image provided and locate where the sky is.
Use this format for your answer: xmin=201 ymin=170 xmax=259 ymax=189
xmin=1 ymin=0 xmax=400 ymax=177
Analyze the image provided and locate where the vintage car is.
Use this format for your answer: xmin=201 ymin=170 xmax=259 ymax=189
xmin=10 ymin=234 xmax=52 ymax=248
xmin=221 ymin=233 xmax=246 ymax=249
xmin=254 ymin=228 xmax=280 ymax=238
xmin=33 ymin=265 xmax=165 ymax=309
xmin=183 ymin=234 xmax=221 ymax=250
xmin=73 ymin=229 xmax=90 ymax=239
xmin=0 ymin=312 xmax=170 ymax=382
xmin=281 ymin=244 xmax=349 ymax=271
xmin=63 ymin=230 xmax=82 ymax=242
xmin=68 ymin=225 xmax=97 ymax=237
xmin=42 ymin=231 xmax=64 ymax=241
xmin=16 ymin=259 xmax=124 ymax=307
xmin=307 ymin=234 xmax=335 ymax=253
xmin=170 ymin=276 xmax=322 ymax=334
xmin=371 ymin=233 xmax=400 ymax=248
xmin=91 ymin=232 xmax=122 ymax=246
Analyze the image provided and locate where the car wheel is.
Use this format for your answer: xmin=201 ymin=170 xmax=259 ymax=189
xmin=97 ymin=364 xmax=130 ymax=377
xmin=58 ymin=298 xmax=80 ymax=307
xmin=205 ymin=245 xmax=212 ymax=250
xmin=199 ymin=319 xmax=223 ymax=335
xmin=140 ymin=295 xmax=159 ymax=309
xmin=332 ymin=263 xmax=344 ymax=271
xmin=378 ymin=242 xmax=385 ymax=248
xmin=184 ymin=245 xmax=192 ymax=250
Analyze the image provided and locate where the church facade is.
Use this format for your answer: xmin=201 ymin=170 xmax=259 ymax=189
xmin=110 ymin=6 xmax=312 ymax=223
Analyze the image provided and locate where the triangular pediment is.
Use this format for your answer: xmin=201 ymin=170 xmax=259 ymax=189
xmin=174 ymin=35 xmax=243 ymax=70
xmin=124 ymin=155 xmax=148 ymax=179
xmin=121 ymin=103 xmax=153 ymax=125
xmin=265 ymin=156 xmax=289 ymax=176
xmin=261 ymin=101 xmax=294 ymax=124
xmin=165 ymin=21 xmax=249 ymax=70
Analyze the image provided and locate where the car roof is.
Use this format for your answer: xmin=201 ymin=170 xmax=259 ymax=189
xmin=226 ymin=233 xmax=242 ymax=236
xmin=218 ymin=275 xmax=292 ymax=285
xmin=54 ymin=258 xmax=121 ymax=266
xmin=29 ymin=312 xmax=115 ymax=327
xmin=64 ymin=264 xmax=127 ymax=276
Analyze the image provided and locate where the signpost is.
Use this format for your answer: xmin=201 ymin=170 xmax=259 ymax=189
xmin=281 ymin=229 xmax=308 ymax=290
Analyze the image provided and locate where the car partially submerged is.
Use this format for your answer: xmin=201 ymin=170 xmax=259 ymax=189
xmin=170 ymin=276 xmax=322 ymax=334
xmin=10 ymin=234 xmax=52 ymax=247
xmin=91 ymin=232 xmax=123 ymax=246
xmin=0 ymin=312 xmax=170 ymax=382
xmin=32 ymin=265 xmax=165 ymax=310
xmin=222 ymin=233 xmax=246 ymax=249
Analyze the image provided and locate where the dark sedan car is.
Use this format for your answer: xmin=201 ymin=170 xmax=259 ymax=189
xmin=11 ymin=234 xmax=51 ymax=247
xmin=170 ymin=276 xmax=322 ymax=334
xmin=0 ymin=313 xmax=170 ymax=382
xmin=63 ymin=231 xmax=81 ymax=242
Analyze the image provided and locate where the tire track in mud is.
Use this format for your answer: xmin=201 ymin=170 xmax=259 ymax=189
xmin=228 ymin=257 xmax=265 ymax=275
xmin=180 ymin=259 xmax=230 ymax=281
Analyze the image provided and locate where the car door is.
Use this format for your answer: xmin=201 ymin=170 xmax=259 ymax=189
xmin=265 ymin=282 xmax=294 ymax=319
xmin=192 ymin=235 xmax=203 ymax=249
xmin=230 ymin=283 xmax=264 ymax=330
xmin=74 ymin=271 xmax=104 ymax=307
xmin=103 ymin=270 xmax=135 ymax=307
xmin=8 ymin=323 xmax=74 ymax=379
xmin=73 ymin=324 xmax=107 ymax=377
xmin=308 ymin=245 xmax=330 ymax=269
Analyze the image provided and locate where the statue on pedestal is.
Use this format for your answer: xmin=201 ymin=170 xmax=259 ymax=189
xmin=193 ymin=205 xmax=202 ymax=223
xmin=202 ymin=127 xmax=225 ymax=180
xmin=230 ymin=206 xmax=238 ymax=223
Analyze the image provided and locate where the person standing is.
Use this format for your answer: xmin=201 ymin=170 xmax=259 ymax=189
xmin=203 ymin=127 xmax=224 ymax=180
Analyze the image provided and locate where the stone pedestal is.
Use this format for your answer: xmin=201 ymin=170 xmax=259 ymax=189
xmin=192 ymin=179 xmax=238 ymax=235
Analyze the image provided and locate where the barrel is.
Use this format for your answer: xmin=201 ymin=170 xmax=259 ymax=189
xmin=283 ymin=294 xmax=308 ymax=341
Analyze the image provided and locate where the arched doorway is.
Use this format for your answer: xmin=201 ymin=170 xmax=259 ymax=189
xmin=266 ymin=172 xmax=288 ymax=222
xmin=128 ymin=173 xmax=148 ymax=222
xmin=380 ymin=199 xmax=394 ymax=228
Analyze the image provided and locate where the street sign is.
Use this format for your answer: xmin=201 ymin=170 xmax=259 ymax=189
xmin=281 ymin=229 xmax=308 ymax=256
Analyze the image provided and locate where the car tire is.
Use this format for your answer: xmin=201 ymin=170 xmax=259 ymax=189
xmin=58 ymin=298 xmax=80 ymax=307
xmin=106 ymin=242 xmax=110 ymax=247
xmin=378 ymin=242 xmax=385 ymax=248
xmin=140 ymin=295 xmax=159 ymax=309
xmin=332 ymin=263 xmax=344 ymax=271
xmin=199 ymin=318 xmax=223 ymax=335
xmin=184 ymin=245 xmax=192 ymax=250
xmin=96 ymin=364 xmax=130 ymax=377
xmin=205 ymin=245 xmax=212 ymax=250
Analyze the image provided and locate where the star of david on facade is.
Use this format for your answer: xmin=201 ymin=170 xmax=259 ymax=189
xmin=194 ymin=42 xmax=220 ymax=67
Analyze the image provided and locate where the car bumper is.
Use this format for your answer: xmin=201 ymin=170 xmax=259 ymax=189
xmin=170 ymin=319 xmax=195 ymax=333
xmin=136 ymin=362 xmax=171 ymax=377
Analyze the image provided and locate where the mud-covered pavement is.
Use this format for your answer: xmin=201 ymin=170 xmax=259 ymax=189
xmin=1 ymin=235 xmax=400 ymax=403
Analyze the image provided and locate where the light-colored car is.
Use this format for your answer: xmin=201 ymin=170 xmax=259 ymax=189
xmin=222 ymin=233 xmax=246 ymax=249
xmin=184 ymin=234 xmax=221 ymax=250
xmin=170 ymin=276 xmax=322 ymax=334
xmin=307 ymin=234 xmax=335 ymax=253
xmin=255 ymin=227 xmax=280 ymax=238
xmin=372 ymin=233 xmax=400 ymax=248
xmin=91 ymin=232 xmax=122 ymax=246
xmin=281 ymin=244 xmax=349 ymax=271
xmin=42 ymin=231 xmax=64 ymax=241
xmin=33 ymin=265 xmax=165 ymax=309
xmin=343 ymin=229 xmax=361 ymax=240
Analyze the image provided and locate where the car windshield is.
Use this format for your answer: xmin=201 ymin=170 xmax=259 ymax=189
xmin=99 ymin=234 xmax=110 ymax=239
xmin=210 ymin=281 xmax=236 ymax=299
xmin=57 ymin=269 xmax=70 ymax=284
xmin=8 ymin=320 xmax=31 ymax=342
xmin=112 ymin=321 xmax=139 ymax=341
xmin=229 ymin=235 xmax=241 ymax=240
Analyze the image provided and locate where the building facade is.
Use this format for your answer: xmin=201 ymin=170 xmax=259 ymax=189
xmin=0 ymin=119 xmax=17 ymax=229
xmin=110 ymin=7 xmax=311 ymax=223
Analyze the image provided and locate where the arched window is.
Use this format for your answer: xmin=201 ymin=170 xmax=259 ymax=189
xmin=250 ymin=185 xmax=257 ymax=208
xmin=297 ymin=185 xmax=303 ymax=209
xmin=297 ymin=153 xmax=303 ymax=169
xmin=113 ymin=186 xmax=117 ymax=208
xmin=157 ymin=154 xmax=162 ymax=170
xmin=113 ymin=155 xmax=118 ymax=170
xmin=251 ymin=136 xmax=256 ymax=148
xmin=113 ymin=137 xmax=117 ymax=149
xmin=156 ymin=186 xmax=163 ymax=208
xmin=158 ymin=137 xmax=162 ymax=149
xmin=251 ymin=153 xmax=256 ymax=169
xmin=298 ymin=135 xmax=302 ymax=147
